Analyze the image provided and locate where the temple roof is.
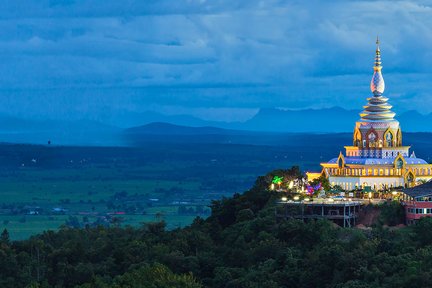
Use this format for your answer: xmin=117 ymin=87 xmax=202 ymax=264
xmin=326 ymin=157 xmax=428 ymax=165
xmin=402 ymin=181 xmax=432 ymax=198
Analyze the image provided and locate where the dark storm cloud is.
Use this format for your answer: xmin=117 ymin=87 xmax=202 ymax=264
xmin=0 ymin=0 xmax=431 ymax=123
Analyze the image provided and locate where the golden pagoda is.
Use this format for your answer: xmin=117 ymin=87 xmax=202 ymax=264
xmin=310 ymin=38 xmax=432 ymax=191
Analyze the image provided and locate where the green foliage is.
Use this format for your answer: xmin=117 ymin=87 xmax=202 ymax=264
xmin=272 ymin=176 xmax=283 ymax=184
xmin=268 ymin=167 xmax=302 ymax=189
xmin=310 ymin=174 xmax=331 ymax=192
xmin=77 ymin=264 xmax=201 ymax=288
xmin=1 ymin=228 xmax=9 ymax=245
xmin=112 ymin=264 xmax=201 ymax=288
xmin=378 ymin=201 xmax=405 ymax=226
xmin=2 ymin=167 xmax=432 ymax=288
xmin=413 ymin=217 xmax=432 ymax=246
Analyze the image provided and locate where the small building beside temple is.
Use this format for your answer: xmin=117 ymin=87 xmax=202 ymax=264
xmin=401 ymin=181 xmax=432 ymax=225
xmin=309 ymin=39 xmax=432 ymax=191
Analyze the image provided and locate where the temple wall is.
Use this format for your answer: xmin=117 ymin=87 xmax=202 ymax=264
xmin=329 ymin=176 xmax=405 ymax=190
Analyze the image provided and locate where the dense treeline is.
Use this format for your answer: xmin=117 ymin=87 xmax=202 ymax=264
xmin=2 ymin=167 xmax=432 ymax=287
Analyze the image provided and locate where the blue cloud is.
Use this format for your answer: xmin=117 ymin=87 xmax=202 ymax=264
xmin=0 ymin=0 xmax=431 ymax=124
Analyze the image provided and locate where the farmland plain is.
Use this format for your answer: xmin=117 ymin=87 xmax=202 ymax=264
xmin=1 ymin=130 xmax=431 ymax=239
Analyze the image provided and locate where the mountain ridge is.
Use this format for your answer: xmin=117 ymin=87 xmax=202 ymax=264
xmin=121 ymin=107 xmax=432 ymax=133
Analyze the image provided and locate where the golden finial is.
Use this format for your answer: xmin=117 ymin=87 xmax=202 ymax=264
xmin=375 ymin=36 xmax=381 ymax=55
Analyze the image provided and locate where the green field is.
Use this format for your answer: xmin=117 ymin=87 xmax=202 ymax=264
xmin=0 ymin=143 xmax=308 ymax=239
xmin=0 ymin=166 xmax=213 ymax=239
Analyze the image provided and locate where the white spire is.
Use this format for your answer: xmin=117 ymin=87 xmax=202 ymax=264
xmin=370 ymin=36 xmax=385 ymax=95
xmin=360 ymin=37 xmax=395 ymax=122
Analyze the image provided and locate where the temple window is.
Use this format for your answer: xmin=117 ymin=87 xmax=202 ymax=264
xmin=338 ymin=158 xmax=343 ymax=168
xmin=396 ymin=158 xmax=403 ymax=169
xmin=407 ymin=173 xmax=414 ymax=183
xmin=368 ymin=132 xmax=377 ymax=147
xmin=385 ymin=132 xmax=393 ymax=147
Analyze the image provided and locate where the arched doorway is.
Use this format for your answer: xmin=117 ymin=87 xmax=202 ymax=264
xmin=405 ymin=172 xmax=415 ymax=188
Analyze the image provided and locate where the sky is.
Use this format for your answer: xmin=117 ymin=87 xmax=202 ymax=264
xmin=1 ymin=0 xmax=432 ymax=125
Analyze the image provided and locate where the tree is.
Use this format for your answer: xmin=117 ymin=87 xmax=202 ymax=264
xmin=379 ymin=201 xmax=405 ymax=226
xmin=310 ymin=174 xmax=331 ymax=192
xmin=236 ymin=209 xmax=254 ymax=222
xmin=1 ymin=228 xmax=9 ymax=245
xmin=272 ymin=176 xmax=283 ymax=189
xmin=111 ymin=264 xmax=202 ymax=288
xmin=413 ymin=217 xmax=432 ymax=245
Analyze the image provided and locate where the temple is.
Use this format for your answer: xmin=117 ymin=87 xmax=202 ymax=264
xmin=312 ymin=38 xmax=432 ymax=191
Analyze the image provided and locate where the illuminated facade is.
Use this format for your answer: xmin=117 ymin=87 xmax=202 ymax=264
xmin=317 ymin=39 xmax=432 ymax=191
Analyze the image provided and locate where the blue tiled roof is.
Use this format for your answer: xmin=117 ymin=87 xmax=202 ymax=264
xmin=327 ymin=157 xmax=428 ymax=165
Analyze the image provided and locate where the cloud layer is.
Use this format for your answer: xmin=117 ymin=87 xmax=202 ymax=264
xmin=0 ymin=0 xmax=432 ymax=123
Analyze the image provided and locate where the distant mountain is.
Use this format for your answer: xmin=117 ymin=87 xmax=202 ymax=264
xmin=101 ymin=110 xmax=228 ymax=129
xmin=125 ymin=122 xmax=238 ymax=135
xmin=233 ymin=107 xmax=358 ymax=132
xmin=123 ymin=122 xmax=258 ymax=145
xmin=124 ymin=122 xmax=352 ymax=147
xmin=123 ymin=122 xmax=432 ymax=162
xmin=229 ymin=107 xmax=432 ymax=133
xmin=100 ymin=107 xmax=432 ymax=133
xmin=0 ymin=106 xmax=431 ymax=146
xmin=398 ymin=110 xmax=432 ymax=132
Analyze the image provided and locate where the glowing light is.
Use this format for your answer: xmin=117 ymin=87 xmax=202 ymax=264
xmin=293 ymin=196 xmax=300 ymax=201
xmin=304 ymin=197 xmax=310 ymax=202
xmin=289 ymin=181 xmax=294 ymax=189
xmin=391 ymin=191 xmax=397 ymax=195
xmin=281 ymin=197 xmax=288 ymax=202
xmin=272 ymin=176 xmax=283 ymax=190
xmin=270 ymin=183 xmax=275 ymax=190
xmin=272 ymin=176 xmax=283 ymax=184
xmin=368 ymin=192 xmax=372 ymax=199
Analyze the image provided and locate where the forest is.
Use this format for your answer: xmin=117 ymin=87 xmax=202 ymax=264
xmin=1 ymin=166 xmax=432 ymax=288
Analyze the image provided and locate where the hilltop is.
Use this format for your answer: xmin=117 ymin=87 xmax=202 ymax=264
xmin=1 ymin=168 xmax=432 ymax=287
